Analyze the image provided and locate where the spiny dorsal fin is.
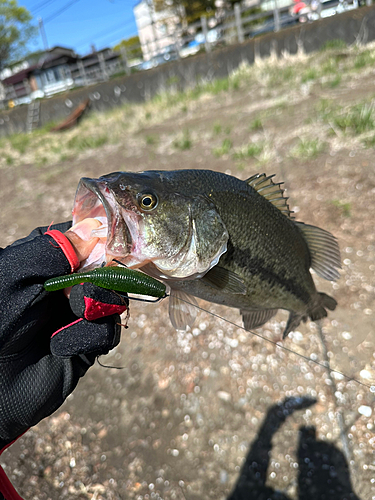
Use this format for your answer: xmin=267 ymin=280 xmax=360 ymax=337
xmin=295 ymin=222 xmax=341 ymax=281
xmin=246 ymin=173 xmax=291 ymax=217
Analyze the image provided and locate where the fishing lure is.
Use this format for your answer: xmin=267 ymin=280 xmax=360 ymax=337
xmin=44 ymin=266 xmax=167 ymax=298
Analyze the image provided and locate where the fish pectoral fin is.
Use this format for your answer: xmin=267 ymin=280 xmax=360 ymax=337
xmin=241 ymin=308 xmax=278 ymax=331
xmin=295 ymin=221 xmax=341 ymax=281
xmin=202 ymin=266 xmax=247 ymax=294
xmin=169 ymin=289 xmax=198 ymax=331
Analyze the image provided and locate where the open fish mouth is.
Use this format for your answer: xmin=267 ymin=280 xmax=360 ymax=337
xmin=72 ymin=177 xmax=133 ymax=270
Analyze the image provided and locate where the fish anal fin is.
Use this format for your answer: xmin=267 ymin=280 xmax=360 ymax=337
xmin=241 ymin=308 xmax=278 ymax=331
xmin=202 ymin=266 xmax=246 ymax=294
xmin=296 ymin=222 xmax=341 ymax=281
xmin=245 ymin=173 xmax=291 ymax=217
xmin=169 ymin=289 xmax=198 ymax=331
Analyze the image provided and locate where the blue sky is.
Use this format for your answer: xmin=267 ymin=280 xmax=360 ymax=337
xmin=21 ymin=0 xmax=139 ymax=56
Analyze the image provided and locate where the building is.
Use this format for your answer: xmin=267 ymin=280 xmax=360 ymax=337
xmin=133 ymin=0 xmax=180 ymax=61
xmin=1 ymin=46 xmax=123 ymax=107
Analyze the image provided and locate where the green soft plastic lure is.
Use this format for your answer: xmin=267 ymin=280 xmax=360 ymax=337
xmin=44 ymin=266 xmax=167 ymax=298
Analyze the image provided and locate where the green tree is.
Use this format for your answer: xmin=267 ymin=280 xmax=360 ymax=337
xmin=154 ymin=0 xmax=216 ymax=24
xmin=113 ymin=36 xmax=142 ymax=61
xmin=0 ymin=0 xmax=36 ymax=71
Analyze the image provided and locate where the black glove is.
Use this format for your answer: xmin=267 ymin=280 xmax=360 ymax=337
xmin=0 ymin=222 xmax=128 ymax=461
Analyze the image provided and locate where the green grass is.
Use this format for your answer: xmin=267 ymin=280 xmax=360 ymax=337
xmin=331 ymin=199 xmax=351 ymax=217
xmin=213 ymin=138 xmax=232 ymax=157
xmin=290 ymin=138 xmax=325 ymax=159
xmin=173 ymin=129 xmax=192 ymax=150
xmin=301 ymin=68 xmax=318 ymax=83
xmin=233 ymin=141 xmax=263 ymax=159
xmin=67 ymin=135 xmax=109 ymax=151
xmin=9 ymin=133 xmax=30 ymax=154
xmin=145 ymin=134 xmax=159 ymax=145
xmin=249 ymin=117 xmax=263 ymax=131
xmin=317 ymin=100 xmax=375 ymax=136
xmin=353 ymin=49 xmax=375 ymax=69
xmin=320 ymin=39 xmax=347 ymax=52
xmin=325 ymin=75 xmax=342 ymax=88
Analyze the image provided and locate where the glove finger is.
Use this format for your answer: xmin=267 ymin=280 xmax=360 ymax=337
xmin=50 ymin=314 xmax=122 ymax=358
xmin=69 ymin=282 xmax=129 ymax=321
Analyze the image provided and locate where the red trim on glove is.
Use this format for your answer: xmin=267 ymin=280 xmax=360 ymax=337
xmin=83 ymin=296 xmax=128 ymax=321
xmin=0 ymin=467 xmax=24 ymax=500
xmin=50 ymin=318 xmax=83 ymax=338
xmin=0 ymin=432 xmax=27 ymax=500
xmin=45 ymin=229 xmax=80 ymax=273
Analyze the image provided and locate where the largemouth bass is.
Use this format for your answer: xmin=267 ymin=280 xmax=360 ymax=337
xmin=72 ymin=169 xmax=341 ymax=337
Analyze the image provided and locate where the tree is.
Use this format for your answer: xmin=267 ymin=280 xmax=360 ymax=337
xmin=0 ymin=0 xmax=36 ymax=71
xmin=113 ymin=36 xmax=143 ymax=61
xmin=154 ymin=0 xmax=216 ymax=25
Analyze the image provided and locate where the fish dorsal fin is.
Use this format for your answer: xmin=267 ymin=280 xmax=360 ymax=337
xmin=246 ymin=173 xmax=291 ymax=217
xmin=295 ymin=222 xmax=341 ymax=281
xmin=169 ymin=289 xmax=198 ymax=331
xmin=241 ymin=308 xmax=278 ymax=331
xmin=202 ymin=266 xmax=246 ymax=294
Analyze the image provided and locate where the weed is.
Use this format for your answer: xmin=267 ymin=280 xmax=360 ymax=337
xmin=213 ymin=138 xmax=232 ymax=157
xmin=362 ymin=134 xmax=375 ymax=148
xmin=320 ymin=39 xmax=347 ymax=51
xmin=67 ymin=135 xmax=108 ymax=151
xmin=5 ymin=156 xmax=13 ymax=165
xmin=59 ymin=153 xmax=71 ymax=162
xmin=37 ymin=156 xmax=48 ymax=167
xmin=146 ymin=134 xmax=159 ymax=145
xmin=333 ymin=103 xmax=375 ymax=135
xmin=167 ymin=75 xmax=180 ymax=86
xmin=331 ymin=199 xmax=351 ymax=217
xmin=9 ymin=133 xmax=30 ymax=154
xmin=326 ymin=75 xmax=342 ymax=88
xmin=233 ymin=141 xmax=263 ymax=159
xmin=290 ymin=138 xmax=325 ymax=159
xmin=249 ymin=118 xmax=263 ymax=131
xmin=173 ymin=129 xmax=192 ymax=150
xmin=353 ymin=50 xmax=375 ymax=69
xmin=213 ymin=122 xmax=222 ymax=135
xmin=301 ymin=68 xmax=318 ymax=83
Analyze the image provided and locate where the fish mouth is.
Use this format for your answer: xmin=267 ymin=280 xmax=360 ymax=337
xmin=72 ymin=177 xmax=133 ymax=269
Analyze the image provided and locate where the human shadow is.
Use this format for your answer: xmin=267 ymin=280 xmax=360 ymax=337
xmin=228 ymin=397 xmax=361 ymax=500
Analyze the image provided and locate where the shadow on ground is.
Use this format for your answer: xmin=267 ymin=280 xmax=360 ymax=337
xmin=229 ymin=397 xmax=360 ymax=500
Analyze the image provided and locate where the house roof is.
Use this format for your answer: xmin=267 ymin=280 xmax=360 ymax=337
xmin=2 ymin=65 xmax=37 ymax=85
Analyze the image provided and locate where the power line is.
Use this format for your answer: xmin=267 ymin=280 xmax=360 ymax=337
xmin=74 ymin=18 xmax=137 ymax=49
xmin=30 ymin=0 xmax=59 ymax=15
xmin=44 ymin=0 xmax=83 ymax=24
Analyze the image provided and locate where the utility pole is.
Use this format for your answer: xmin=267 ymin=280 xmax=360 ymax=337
xmin=38 ymin=17 xmax=49 ymax=51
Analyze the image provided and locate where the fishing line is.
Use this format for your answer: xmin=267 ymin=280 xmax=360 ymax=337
xmin=173 ymin=296 xmax=375 ymax=393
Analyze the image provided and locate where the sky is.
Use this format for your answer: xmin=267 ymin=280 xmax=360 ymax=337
xmin=20 ymin=0 xmax=140 ymax=56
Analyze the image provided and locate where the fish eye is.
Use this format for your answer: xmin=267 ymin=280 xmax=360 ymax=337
xmin=138 ymin=193 xmax=158 ymax=211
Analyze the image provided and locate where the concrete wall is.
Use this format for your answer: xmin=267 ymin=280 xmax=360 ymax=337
xmin=1 ymin=5 xmax=375 ymax=138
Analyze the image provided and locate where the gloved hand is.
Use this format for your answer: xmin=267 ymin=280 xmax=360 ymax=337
xmin=0 ymin=221 xmax=128 ymax=457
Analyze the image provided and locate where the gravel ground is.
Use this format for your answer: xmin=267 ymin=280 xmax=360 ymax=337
xmin=0 ymin=45 xmax=374 ymax=499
